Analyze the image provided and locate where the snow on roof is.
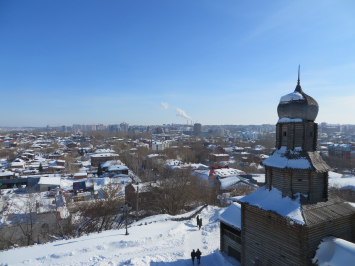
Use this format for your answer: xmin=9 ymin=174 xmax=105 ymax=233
xmin=101 ymin=160 xmax=123 ymax=168
xmin=278 ymin=117 xmax=303 ymax=123
xmin=238 ymin=186 xmax=305 ymax=224
xmin=219 ymin=202 xmax=241 ymax=230
xmin=262 ymin=146 xmax=311 ymax=170
xmin=38 ymin=176 xmax=61 ymax=186
xmin=257 ymin=154 xmax=269 ymax=159
xmin=91 ymin=153 xmax=118 ymax=158
xmin=108 ymin=165 xmax=129 ymax=172
xmin=146 ymin=154 xmax=162 ymax=158
xmin=279 ymin=91 xmax=304 ymax=104
xmin=94 ymin=149 xmax=115 ymax=154
xmin=214 ymin=168 xmax=245 ymax=177
xmin=312 ymin=237 xmax=355 ymax=266
xmin=219 ymin=175 xmax=241 ymax=190
xmin=193 ymin=169 xmax=211 ymax=180
xmin=131 ymin=182 xmax=160 ymax=193
xmin=0 ymin=170 xmax=14 ymax=177
xmin=11 ymin=161 xmax=25 ymax=166
xmin=164 ymin=160 xmax=208 ymax=170
xmin=73 ymin=172 xmax=88 ymax=177
xmin=248 ymin=174 xmax=265 ymax=183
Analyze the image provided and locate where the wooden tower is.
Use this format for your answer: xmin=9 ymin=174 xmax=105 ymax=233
xmin=239 ymin=68 xmax=355 ymax=266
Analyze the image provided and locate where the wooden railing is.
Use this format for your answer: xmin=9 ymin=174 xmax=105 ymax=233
xmin=224 ymin=229 xmax=241 ymax=244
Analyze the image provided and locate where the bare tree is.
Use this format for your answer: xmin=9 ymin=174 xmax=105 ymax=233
xmin=74 ymin=182 xmax=125 ymax=234
xmin=149 ymin=168 xmax=201 ymax=215
xmin=1 ymin=192 xmax=44 ymax=248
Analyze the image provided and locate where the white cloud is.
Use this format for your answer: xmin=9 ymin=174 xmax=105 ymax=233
xmin=161 ymin=102 xmax=169 ymax=109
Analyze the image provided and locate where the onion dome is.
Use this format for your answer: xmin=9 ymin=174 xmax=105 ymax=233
xmin=277 ymin=66 xmax=319 ymax=121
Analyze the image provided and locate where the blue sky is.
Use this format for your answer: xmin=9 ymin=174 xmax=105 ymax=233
xmin=1 ymin=0 xmax=355 ymax=127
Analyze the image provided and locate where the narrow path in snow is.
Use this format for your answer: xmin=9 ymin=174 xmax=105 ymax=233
xmin=185 ymin=219 xmax=204 ymax=266
xmin=186 ymin=226 xmax=203 ymax=255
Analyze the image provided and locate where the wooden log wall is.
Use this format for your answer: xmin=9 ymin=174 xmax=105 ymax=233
xmin=324 ymin=172 xmax=329 ymax=201
xmin=287 ymin=123 xmax=295 ymax=150
xmin=272 ymin=168 xmax=284 ymax=192
xmin=307 ymin=215 xmax=354 ymax=263
xmin=265 ymin=167 xmax=271 ymax=190
xmin=310 ymin=172 xmax=325 ymax=202
xmin=282 ymin=171 xmax=292 ymax=198
xmin=275 ymin=122 xmax=318 ymax=151
xmin=276 ymin=124 xmax=281 ymax=149
xmin=304 ymin=122 xmax=315 ymax=151
xmin=241 ymin=204 xmax=306 ymax=266
xmin=220 ymin=222 xmax=242 ymax=261
xmin=281 ymin=124 xmax=288 ymax=146
xmin=292 ymin=171 xmax=309 ymax=196
xmin=294 ymin=123 xmax=304 ymax=148
xmin=313 ymin=123 xmax=318 ymax=151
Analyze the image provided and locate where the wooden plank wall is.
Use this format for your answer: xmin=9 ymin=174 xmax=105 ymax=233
xmin=307 ymin=216 xmax=354 ymax=263
xmin=241 ymin=204 xmax=305 ymax=266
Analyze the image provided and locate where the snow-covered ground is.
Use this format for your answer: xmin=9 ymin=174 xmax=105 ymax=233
xmin=0 ymin=206 xmax=238 ymax=266
xmin=328 ymin=171 xmax=355 ymax=190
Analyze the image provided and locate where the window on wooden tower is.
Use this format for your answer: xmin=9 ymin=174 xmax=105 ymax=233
xmin=283 ymin=132 xmax=287 ymax=136
xmin=310 ymin=132 xmax=313 ymax=137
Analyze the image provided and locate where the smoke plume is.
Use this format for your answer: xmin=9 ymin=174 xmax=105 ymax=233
xmin=176 ymin=108 xmax=192 ymax=120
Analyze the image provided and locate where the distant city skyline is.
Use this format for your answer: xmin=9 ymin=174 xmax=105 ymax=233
xmin=1 ymin=0 xmax=355 ymax=127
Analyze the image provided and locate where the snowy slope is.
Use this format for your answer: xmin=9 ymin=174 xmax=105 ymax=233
xmin=0 ymin=206 xmax=238 ymax=266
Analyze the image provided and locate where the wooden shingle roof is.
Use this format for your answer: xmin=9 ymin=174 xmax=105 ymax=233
xmin=301 ymin=195 xmax=355 ymax=227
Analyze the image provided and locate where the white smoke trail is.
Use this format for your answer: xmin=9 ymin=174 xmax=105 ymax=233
xmin=161 ymin=102 xmax=169 ymax=109
xmin=176 ymin=108 xmax=192 ymax=120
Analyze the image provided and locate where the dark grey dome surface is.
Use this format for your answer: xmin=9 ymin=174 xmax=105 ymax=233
xmin=277 ymin=84 xmax=319 ymax=121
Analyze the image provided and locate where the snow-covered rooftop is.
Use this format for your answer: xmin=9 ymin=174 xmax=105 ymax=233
xmin=238 ymin=186 xmax=305 ymax=224
xmin=219 ymin=202 xmax=241 ymax=230
xmin=279 ymin=91 xmax=304 ymax=104
xmin=91 ymin=153 xmax=118 ymax=158
xmin=312 ymin=236 xmax=355 ymax=266
xmin=278 ymin=117 xmax=303 ymax=123
xmin=262 ymin=146 xmax=311 ymax=170
xmin=108 ymin=165 xmax=129 ymax=172
xmin=94 ymin=149 xmax=115 ymax=154
xmin=219 ymin=175 xmax=241 ymax=190
xmin=38 ymin=176 xmax=61 ymax=186
xmin=0 ymin=170 xmax=14 ymax=177
xmin=214 ymin=168 xmax=245 ymax=177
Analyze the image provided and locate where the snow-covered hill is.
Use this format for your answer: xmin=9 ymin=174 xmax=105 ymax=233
xmin=1 ymin=206 xmax=238 ymax=266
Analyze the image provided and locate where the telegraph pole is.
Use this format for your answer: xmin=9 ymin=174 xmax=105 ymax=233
xmin=136 ymin=183 xmax=139 ymax=221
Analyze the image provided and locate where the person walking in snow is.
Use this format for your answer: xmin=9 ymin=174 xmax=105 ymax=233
xmin=198 ymin=218 xmax=203 ymax=230
xmin=196 ymin=215 xmax=199 ymax=227
xmin=196 ymin=249 xmax=202 ymax=265
xmin=191 ymin=249 xmax=196 ymax=265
